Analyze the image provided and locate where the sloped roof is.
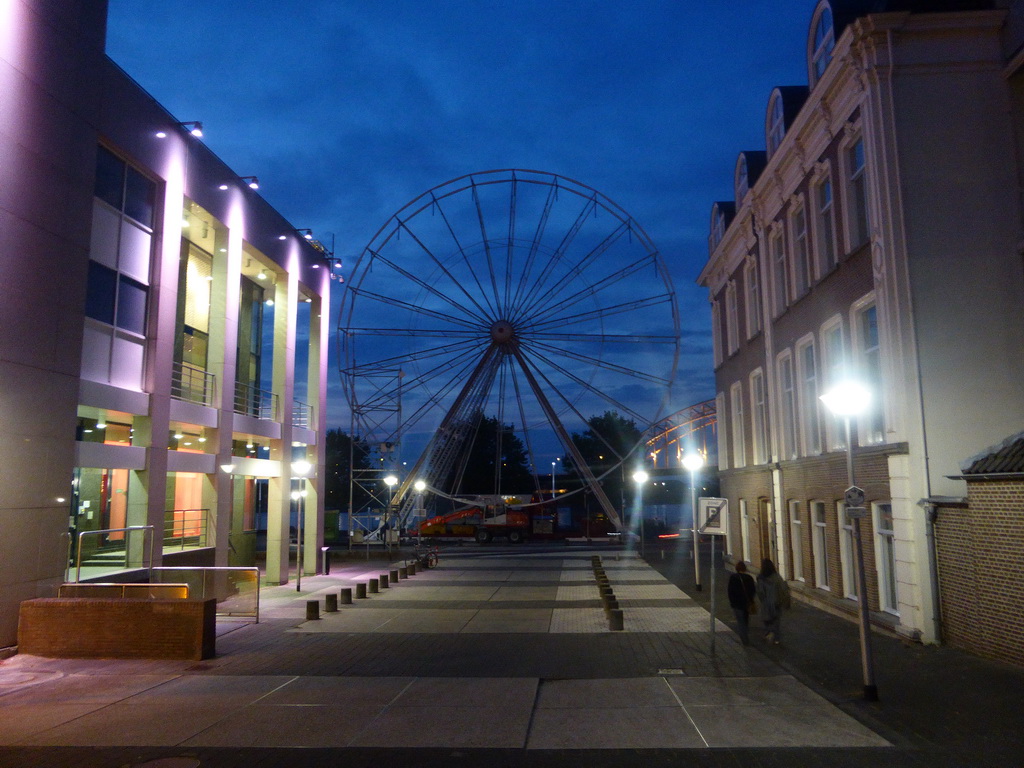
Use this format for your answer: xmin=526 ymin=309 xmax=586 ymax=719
xmin=961 ymin=432 xmax=1024 ymax=475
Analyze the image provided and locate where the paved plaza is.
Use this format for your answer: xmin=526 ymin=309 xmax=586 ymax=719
xmin=0 ymin=546 xmax=1020 ymax=767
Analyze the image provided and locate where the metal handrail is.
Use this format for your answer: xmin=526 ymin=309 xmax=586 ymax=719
xmin=164 ymin=508 xmax=211 ymax=550
xmin=171 ymin=362 xmax=216 ymax=406
xmin=292 ymin=399 xmax=314 ymax=428
xmin=74 ymin=525 xmax=155 ymax=583
xmin=234 ymin=381 xmax=278 ymax=420
xmin=152 ymin=566 xmax=261 ymax=621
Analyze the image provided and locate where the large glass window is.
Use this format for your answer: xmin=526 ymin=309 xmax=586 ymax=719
xmin=741 ymin=499 xmax=751 ymax=562
xmin=94 ymin=145 xmax=155 ymax=229
xmin=815 ymin=176 xmax=837 ymax=274
xmin=875 ymin=502 xmax=899 ymax=613
xmin=839 ymin=502 xmax=858 ymax=599
xmin=85 ymin=262 xmax=117 ymax=325
xmin=821 ymin=321 xmax=846 ymax=450
xmin=847 ymin=138 xmax=870 ymax=248
xmin=767 ymin=93 xmax=785 ymax=157
xmin=711 ymin=300 xmax=723 ymax=367
xmin=750 ymin=370 xmax=769 ymax=464
xmin=812 ymin=500 xmax=830 ymax=589
xmin=857 ymin=304 xmax=884 ymax=443
xmin=730 ymin=381 xmax=745 ymax=469
xmin=778 ymin=353 xmax=798 ymax=460
xmin=744 ymin=258 xmax=761 ymax=338
xmin=789 ymin=500 xmax=804 ymax=581
xmin=792 ymin=205 xmax=811 ymax=298
xmin=771 ymin=230 xmax=788 ymax=318
xmin=812 ymin=5 xmax=835 ymax=81
xmin=725 ymin=282 xmax=739 ymax=355
xmin=799 ymin=341 xmax=821 ymax=455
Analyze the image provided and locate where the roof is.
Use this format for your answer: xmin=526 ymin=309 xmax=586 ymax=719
xmin=830 ymin=0 xmax=1000 ymax=39
xmin=961 ymin=432 xmax=1024 ymax=475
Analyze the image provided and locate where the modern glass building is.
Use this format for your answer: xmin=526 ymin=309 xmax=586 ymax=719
xmin=0 ymin=0 xmax=331 ymax=648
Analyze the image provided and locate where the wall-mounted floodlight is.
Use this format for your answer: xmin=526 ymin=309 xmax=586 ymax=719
xmin=178 ymin=121 xmax=203 ymax=138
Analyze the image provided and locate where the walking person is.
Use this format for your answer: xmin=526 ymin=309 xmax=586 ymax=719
xmin=727 ymin=561 xmax=757 ymax=645
xmin=756 ymin=557 xmax=790 ymax=644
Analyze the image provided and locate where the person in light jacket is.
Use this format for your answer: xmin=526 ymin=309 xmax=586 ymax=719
xmin=756 ymin=557 xmax=790 ymax=644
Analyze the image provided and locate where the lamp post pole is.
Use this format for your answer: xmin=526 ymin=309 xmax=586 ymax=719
xmin=632 ymin=470 xmax=648 ymax=559
xmin=291 ymin=460 xmax=312 ymax=592
xmin=414 ymin=479 xmax=426 ymax=546
xmin=821 ymin=382 xmax=879 ymax=702
xmin=682 ymin=453 xmax=704 ymax=592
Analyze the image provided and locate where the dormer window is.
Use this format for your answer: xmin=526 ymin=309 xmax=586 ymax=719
xmin=710 ymin=205 xmax=726 ymax=252
xmin=735 ymin=155 xmax=749 ymax=203
xmin=810 ymin=3 xmax=835 ymax=84
xmin=767 ymin=92 xmax=785 ymax=158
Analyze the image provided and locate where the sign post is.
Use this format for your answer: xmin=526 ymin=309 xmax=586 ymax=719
xmin=697 ymin=497 xmax=729 ymax=656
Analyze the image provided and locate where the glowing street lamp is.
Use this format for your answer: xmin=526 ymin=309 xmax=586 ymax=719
xmin=414 ymin=479 xmax=427 ymax=545
xmin=820 ymin=380 xmax=878 ymax=702
xmin=682 ymin=452 xmax=705 ymax=591
xmin=632 ymin=470 xmax=648 ymax=557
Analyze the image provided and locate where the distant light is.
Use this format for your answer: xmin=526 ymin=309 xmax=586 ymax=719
xmin=304 ymin=297 xmax=312 ymax=303
xmin=682 ymin=453 xmax=704 ymax=472
xmin=179 ymin=120 xmax=203 ymax=138
xmin=257 ymin=271 xmax=267 ymax=280
xmin=658 ymin=533 xmax=681 ymax=539
xmin=96 ymin=422 xmax=107 ymax=429
xmin=155 ymin=131 xmax=167 ymax=139
xmin=278 ymin=234 xmax=287 ymax=241
xmin=174 ymin=433 xmax=184 ymax=439
xmin=820 ymin=381 xmax=872 ymax=417
xmin=56 ymin=497 xmax=67 ymax=504
xmin=633 ymin=470 xmax=649 ymax=484
xmin=240 ymin=175 xmax=259 ymax=190
xmin=384 ymin=475 xmax=398 ymax=487
xmin=265 ymin=298 xmax=274 ymax=306
xmin=414 ymin=480 xmax=426 ymax=492
xmin=220 ymin=464 xmax=235 ymax=474
xmin=218 ymin=184 xmax=229 ymax=191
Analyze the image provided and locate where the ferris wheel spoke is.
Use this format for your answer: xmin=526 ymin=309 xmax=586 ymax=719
xmin=509 ymin=180 xmax=558 ymax=317
xmin=350 ymin=287 xmax=483 ymax=332
xmin=471 ymin=179 xmax=503 ymax=312
xmin=345 ymin=326 xmax=482 ymax=339
xmin=346 ymin=337 xmax=483 ymax=375
xmin=385 ymin=349 xmax=491 ymax=432
xmin=509 ymin=360 xmax=542 ymax=492
xmin=350 ymin=340 xmax=484 ymax=406
xmin=524 ymin=247 xmax=653 ymax=328
xmin=431 ymin=192 xmax=500 ymax=318
xmin=504 ymin=174 xmax=518 ymax=313
xmin=529 ymin=331 xmax=678 ymax=344
xmin=524 ymin=337 xmax=672 ymax=387
xmin=525 ymin=292 xmax=674 ymax=336
xmin=512 ymin=217 xmax=631 ymax=324
xmin=393 ymin=220 xmax=494 ymax=322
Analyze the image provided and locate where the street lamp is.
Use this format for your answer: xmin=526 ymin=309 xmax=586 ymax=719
xmin=292 ymin=459 xmax=312 ymax=591
xmin=414 ymin=479 xmax=426 ymax=545
xmin=820 ymin=380 xmax=879 ymax=702
xmin=682 ymin=452 xmax=705 ymax=592
xmin=383 ymin=474 xmax=398 ymax=550
xmin=632 ymin=470 xmax=648 ymax=558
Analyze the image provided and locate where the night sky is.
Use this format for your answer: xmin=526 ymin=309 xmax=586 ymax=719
xmin=106 ymin=1 xmax=816 ymax=431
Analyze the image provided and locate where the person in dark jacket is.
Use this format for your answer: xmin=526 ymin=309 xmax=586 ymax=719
xmin=756 ymin=557 xmax=790 ymax=644
xmin=727 ymin=560 xmax=757 ymax=645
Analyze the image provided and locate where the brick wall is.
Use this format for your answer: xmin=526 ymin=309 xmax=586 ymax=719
xmin=17 ymin=598 xmax=216 ymax=660
xmin=935 ymin=481 xmax=1024 ymax=667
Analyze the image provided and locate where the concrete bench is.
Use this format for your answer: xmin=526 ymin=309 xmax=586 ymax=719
xmin=18 ymin=597 xmax=216 ymax=660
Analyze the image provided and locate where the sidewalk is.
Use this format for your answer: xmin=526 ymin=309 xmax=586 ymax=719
xmin=0 ymin=544 xmax=1019 ymax=767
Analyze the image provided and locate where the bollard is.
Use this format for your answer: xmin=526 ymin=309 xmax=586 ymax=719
xmin=609 ymin=608 xmax=624 ymax=631
xmin=380 ymin=573 xmax=389 ymax=589
xmin=356 ymin=583 xmax=367 ymax=599
xmin=390 ymin=569 xmax=400 ymax=583
xmin=340 ymin=588 xmax=353 ymax=604
xmin=325 ymin=593 xmax=338 ymax=612
xmin=599 ymin=585 xmax=613 ymax=598
xmin=604 ymin=598 xmax=619 ymax=615
xmin=368 ymin=578 xmax=379 ymax=594
xmin=399 ymin=567 xmax=408 ymax=579
xmin=306 ymin=600 xmax=320 ymax=621
xmin=408 ymin=562 xmax=417 ymax=576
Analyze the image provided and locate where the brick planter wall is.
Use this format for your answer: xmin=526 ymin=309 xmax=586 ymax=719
xmin=17 ymin=597 xmax=216 ymax=661
xmin=935 ymin=482 xmax=1024 ymax=668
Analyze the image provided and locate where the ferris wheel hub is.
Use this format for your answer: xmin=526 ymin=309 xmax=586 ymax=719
xmin=489 ymin=319 xmax=516 ymax=345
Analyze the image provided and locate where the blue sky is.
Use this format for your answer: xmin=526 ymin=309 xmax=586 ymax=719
xmin=106 ymin=1 xmax=816 ymax=435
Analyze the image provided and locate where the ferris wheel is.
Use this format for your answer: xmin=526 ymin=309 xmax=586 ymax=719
xmin=338 ymin=169 xmax=679 ymax=530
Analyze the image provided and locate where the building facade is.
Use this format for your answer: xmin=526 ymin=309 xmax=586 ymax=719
xmin=0 ymin=0 xmax=331 ymax=647
xmin=698 ymin=0 xmax=1024 ymax=643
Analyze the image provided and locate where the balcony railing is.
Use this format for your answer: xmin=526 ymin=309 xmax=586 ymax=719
xmin=164 ymin=508 xmax=211 ymax=551
xmin=171 ymin=362 xmax=215 ymax=407
xmin=234 ymin=382 xmax=277 ymax=420
xmin=292 ymin=399 xmax=314 ymax=429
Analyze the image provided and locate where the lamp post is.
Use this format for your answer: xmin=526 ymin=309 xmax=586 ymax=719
xmin=632 ymin=470 xmax=648 ymax=558
xmin=383 ymin=474 xmax=398 ymax=551
xmin=414 ymin=479 xmax=426 ymax=546
xmin=820 ymin=381 xmax=878 ymax=702
xmin=682 ymin=452 xmax=705 ymax=591
xmin=292 ymin=459 xmax=311 ymax=591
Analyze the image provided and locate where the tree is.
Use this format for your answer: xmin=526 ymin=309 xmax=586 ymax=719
xmin=568 ymin=410 xmax=644 ymax=504
xmin=451 ymin=411 xmax=533 ymax=495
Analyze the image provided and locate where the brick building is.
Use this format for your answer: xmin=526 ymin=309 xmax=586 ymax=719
xmin=697 ymin=0 xmax=1024 ymax=644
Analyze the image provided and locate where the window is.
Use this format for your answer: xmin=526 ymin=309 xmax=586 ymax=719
xmin=85 ymin=262 xmax=117 ymax=325
xmin=855 ymin=303 xmax=884 ymax=443
xmin=847 ymin=138 xmax=870 ymax=248
xmin=875 ymin=503 xmax=899 ymax=613
xmin=730 ymin=382 xmax=746 ymax=468
xmin=821 ymin=320 xmax=846 ymax=449
xmin=744 ymin=258 xmax=761 ymax=338
xmin=177 ymin=244 xmax=213 ymax=369
xmin=725 ymin=282 xmax=739 ymax=355
xmin=812 ymin=501 xmax=830 ymax=589
xmin=735 ymin=155 xmax=749 ymax=202
xmin=811 ymin=5 xmax=835 ymax=82
xmin=792 ymin=205 xmax=811 ymax=298
xmin=740 ymin=499 xmax=751 ymax=562
xmin=750 ymin=370 xmax=769 ymax=464
xmin=770 ymin=229 xmax=788 ymax=317
xmin=95 ymin=145 xmax=155 ymax=228
xmin=838 ymin=502 xmax=858 ymax=600
xmin=711 ymin=300 xmax=723 ymax=367
xmin=789 ymin=501 xmax=804 ymax=581
xmin=815 ymin=175 xmax=837 ymax=275
xmin=798 ymin=341 xmax=821 ymax=455
xmin=778 ymin=352 xmax=797 ymax=460
xmin=767 ymin=92 xmax=785 ymax=157
xmin=710 ymin=205 xmax=726 ymax=252
xmin=715 ymin=392 xmax=728 ymax=470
